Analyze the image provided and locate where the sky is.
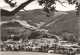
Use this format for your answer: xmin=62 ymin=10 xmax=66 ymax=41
xmin=0 ymin=0 xmax=77 ymax=11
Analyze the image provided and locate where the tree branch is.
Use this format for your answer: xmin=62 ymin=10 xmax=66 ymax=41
xmin=1 ymin=0 xmax=35 ymax=16
xmin=57 ymin=0 xmax=67 ymax=8
xmin=11 ymin=0 xmax=34 ymax=14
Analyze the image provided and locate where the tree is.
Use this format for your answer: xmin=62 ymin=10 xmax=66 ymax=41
xmin=75 ymin=2 xmax=80 ymax=16
xmin=1 ymin=0 xmax=80 ymax=17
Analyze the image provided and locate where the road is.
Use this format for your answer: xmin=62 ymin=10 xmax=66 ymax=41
xmin=0 ymin=51 xmax=61 ymax=55
xmin=0 ymin=51 xmax=80 ymax=55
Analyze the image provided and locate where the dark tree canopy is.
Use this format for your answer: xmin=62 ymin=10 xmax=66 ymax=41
xmin=1 ymin=0 xmax=80 ymax=17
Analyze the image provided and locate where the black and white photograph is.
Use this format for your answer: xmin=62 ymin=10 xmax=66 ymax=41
xmin=0 ymin=0 xmax=80 ymax=55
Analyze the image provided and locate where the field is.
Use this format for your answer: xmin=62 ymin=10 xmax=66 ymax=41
xmin=0 ymin=51 xmax=80 ymax=55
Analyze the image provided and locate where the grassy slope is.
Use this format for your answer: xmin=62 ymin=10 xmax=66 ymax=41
xmin=46 ymin=11 xmax=79 ymax=34
xmin=1 ymin=21 xmax=26 ymax=37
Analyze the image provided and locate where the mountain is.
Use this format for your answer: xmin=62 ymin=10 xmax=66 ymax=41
xmin=1 ymin=9 xmax=80 ymax=41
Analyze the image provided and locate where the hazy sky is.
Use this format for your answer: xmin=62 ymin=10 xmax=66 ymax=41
xmin=0 ymin=0 xmax=77 ymax=11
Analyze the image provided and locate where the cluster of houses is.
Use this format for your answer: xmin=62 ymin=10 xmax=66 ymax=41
xmin=0 ymin=36 xmax=80 ymax=54
xmin=1 ymin=26 xmax=80 ymax=54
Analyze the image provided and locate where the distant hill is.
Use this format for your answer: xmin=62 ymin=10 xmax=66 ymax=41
xmin=1 ymin=9 xmax=80 ymax=39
